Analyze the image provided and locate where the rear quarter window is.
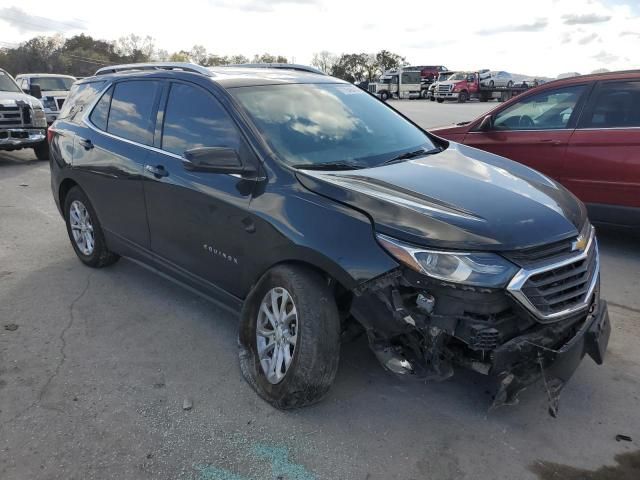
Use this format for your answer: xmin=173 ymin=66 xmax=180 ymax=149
xmin=58 ymin=81 xmax=106 ymax=123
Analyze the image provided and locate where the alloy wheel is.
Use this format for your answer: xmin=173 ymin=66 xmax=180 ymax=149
xmin=256 ymin=287 xmax=298 ymax=384
xmin=69 ymin=200 xmax=95 ymax=256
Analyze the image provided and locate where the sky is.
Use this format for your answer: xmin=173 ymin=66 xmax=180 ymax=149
xmin=0 ymin=0 xmax=639 ymax=77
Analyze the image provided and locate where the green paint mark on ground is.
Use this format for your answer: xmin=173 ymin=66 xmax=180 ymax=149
xmin=194 ymin=442 xmax=315 ymax=480
xmin=195 ymin=465 xmax=251 ymax=480
xmin=253 ymin=444 xmax=316 ymax=480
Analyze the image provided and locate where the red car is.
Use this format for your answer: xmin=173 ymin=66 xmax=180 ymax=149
xmin=431 ymin=70 xmax=640 ymax=228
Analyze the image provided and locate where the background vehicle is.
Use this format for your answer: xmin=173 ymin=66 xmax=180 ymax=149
xmin=480 ymin=71 xmax=514 ymax=88
xmin=0 ymin=68 xmax=49 ymax=159
xmin=431 ymin=70 xmax=640 ymax=228
xmin=369 ymin=65 xmax=448 ymax=100
xmin=428 ymin=71 xmax=455 ymax=101
xmin=435 ymin=70 xmax=528 ymax=103
xmin=15 ymin=73 xmax=76 ymax=125
xmin=368 ymin=68 xmax=423 ymax=99
xmin=49 ymin=62 xmax=609 ymax=414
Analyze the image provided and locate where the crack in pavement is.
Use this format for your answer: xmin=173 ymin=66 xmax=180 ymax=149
xmin=1 ymin=272 xmax=93 ymax=426
xmin=607 ymin=301 xmax=640 ymax=315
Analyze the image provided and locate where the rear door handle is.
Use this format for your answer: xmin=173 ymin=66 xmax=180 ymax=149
xmin=144 ymin=164 xmax=169 ymax=178
xmin=78 ymin=138 xmax=93 ymax=150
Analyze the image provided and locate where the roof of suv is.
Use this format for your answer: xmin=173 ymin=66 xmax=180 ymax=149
xmin=87 ymin=62 xmax=341 ymax=89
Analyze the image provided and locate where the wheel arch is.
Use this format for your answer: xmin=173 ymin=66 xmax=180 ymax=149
xmin=58 ymin=178 xmax=80 ymax=217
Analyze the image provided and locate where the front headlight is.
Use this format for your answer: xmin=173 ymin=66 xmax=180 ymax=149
xmin=33 ymin=108 xmax=47 ymax=128
xmin=377 ymin=233 xmax=518 ymax=288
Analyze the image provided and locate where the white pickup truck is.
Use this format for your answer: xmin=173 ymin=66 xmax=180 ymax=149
xmin=0 ymin=68 xmax=49 ymax=160
xmin=15 ymin=73 xmax=76 ymax=125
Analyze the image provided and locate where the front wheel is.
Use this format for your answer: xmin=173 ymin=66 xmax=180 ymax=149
xmin=238 ymin=265 xmax=341 ymax=409
xmin=34 ymin=141 xmax=49 ymax=161
xmin=380 ymin=91 xmax=389 ymax=101
xmin=507 ymin=80 xmax=513 ymax=88
xmin=436 ymin=98 xmax=444 ymax=103
xmin=457 ymin=91 xmax=468 ymax=103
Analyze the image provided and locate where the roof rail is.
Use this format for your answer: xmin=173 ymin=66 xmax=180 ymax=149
xmin=95 ymin=62 xmax=213 ymax=76
xmin=215 ymin=63 xmax=326 ymax=75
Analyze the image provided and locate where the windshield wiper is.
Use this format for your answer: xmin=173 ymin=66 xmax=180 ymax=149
xmin=381 ymin=147 xmax=442 ymax=166
xmin=291 ymin=161 xmax=367 ymax=171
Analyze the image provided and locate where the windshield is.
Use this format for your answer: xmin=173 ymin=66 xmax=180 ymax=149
xmin=448 ymin=73 xmax=467 ymax=81
xmin=30 ymin=76 xmax=75 ymax=91
xmin=231 ymin=83 xmax=435 ymax=168
xmin=0 ymin=71 xmax=21 ymax=93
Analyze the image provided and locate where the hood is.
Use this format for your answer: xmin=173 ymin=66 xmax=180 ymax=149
xmin=295 ymin=143 xmax=587 ymax=251
xmin=0 ymin=91 xmax=44 ymax=109
xmin=41 ymin=90 xmax=69 ymax=97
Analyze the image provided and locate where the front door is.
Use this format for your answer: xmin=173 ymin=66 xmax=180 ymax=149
xmin=463 ymin=84 xmax=589 ymax=181
xmin=143 ymin=81 xmax=257 ymax=297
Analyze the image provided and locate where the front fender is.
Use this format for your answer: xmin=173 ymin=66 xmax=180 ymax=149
xmin=242 ymin=185 xmax=399 ymax=296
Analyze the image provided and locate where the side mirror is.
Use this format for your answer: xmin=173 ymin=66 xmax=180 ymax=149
xmin=478 ymin=115 xmax=493 ymax=131
xmin=29 ymin=84 xmax=42 ymax=99
xmin=183 ymin=147 xmax=255 ymax=175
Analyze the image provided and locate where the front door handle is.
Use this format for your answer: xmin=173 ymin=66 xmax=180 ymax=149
xmin=540 ymin=139 xmax=563 ymax=146
xmin=144 ymin=164 xmax=169 ymax=178
xmin=78 ymin=138 xmax=93 ymax=150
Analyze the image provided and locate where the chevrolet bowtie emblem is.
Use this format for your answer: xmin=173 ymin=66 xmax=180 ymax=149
xmin=572 ymin=235 xmax=588 ymax=252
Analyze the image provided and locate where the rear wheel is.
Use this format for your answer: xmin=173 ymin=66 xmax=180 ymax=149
xmin=34 ymin=141 xmax=49 ymax=161
xmin=64 ymin=186 xmax=119 ymax=268
xmin=238 ymin=265 xmax=341 ymax=409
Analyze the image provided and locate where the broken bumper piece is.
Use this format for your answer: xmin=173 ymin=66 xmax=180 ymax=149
xmin=491 ymin=300 xmax=610 ymax=416
xmin=350 ymin=268 xmax=610 ymax=415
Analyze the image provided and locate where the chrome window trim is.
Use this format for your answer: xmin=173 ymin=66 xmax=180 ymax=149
xmin=575 ymin=126 xmax=640 ymax=131
xmin=506 ymin=226 xmax=599 ymax=322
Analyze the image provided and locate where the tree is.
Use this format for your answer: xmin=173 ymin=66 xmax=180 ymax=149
xmin=375 ymin=50 xmax=407 ymax=73
xmin=189 ymin=45 xmax=208 ymax=64
xmin=115 ymin=34 xmax=155 ymax=62
xmin=311 ymin=51 xmax=337 ymax=73
xmin=252 ymin=53 xmax=288 ymax=64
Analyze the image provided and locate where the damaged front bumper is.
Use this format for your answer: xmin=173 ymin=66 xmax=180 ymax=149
xmin=350 ymin=264 xmax=610 ymax=415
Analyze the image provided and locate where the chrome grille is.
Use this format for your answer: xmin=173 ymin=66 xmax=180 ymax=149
xmin=438 ymin=84 xmax=452 ymax=93
xmin=507 ymin=227 xmax=599 ymax=321
xmin=0 ymin=105 xmax=24 ymax=128
xmin=368 ymin=84 xmax=377 ymax=94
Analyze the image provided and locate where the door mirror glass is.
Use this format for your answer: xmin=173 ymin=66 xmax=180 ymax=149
xmin=183 ymin=147 xmax=252 ymax=175
xmin=478 ymin=115 xmax=493 ymax=131
xmin=29 ymin=83 xmax=42 ymax=99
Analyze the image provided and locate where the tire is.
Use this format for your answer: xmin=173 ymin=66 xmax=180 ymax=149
xmin=507 ymin=81 xmax=513 ymax=88
xmin=380 ymin=91 xmax=389 ymax=101
xmin=457 ymin=91 xmax=468 ymax=103
xmin=64 ymin=186 xmax=119 ymax=268
xmin=430 ymin=96 xmax=435 ymax=102
xmin=436 ymin=98 xmax=444 ymax=103
xmin=238 ymin=265 xmax=341 ymax=409
xmin=489 ymin=80 xmax=494 ymax=88
xmin=420 ymin=90 xmax=428 ymax=99
xmin=34 ymin=141 xmax=49 ymax=161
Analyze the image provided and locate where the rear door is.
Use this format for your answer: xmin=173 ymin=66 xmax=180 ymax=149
xmin=142 ymin=81 xmax=257 ymax=297
xmin=463 ymin=84 xmax=589 ymax=181
xmin=74 ymin=79 xmax=163 ymax=250
xmin=565 ymin=79 xmax=640 ymax=218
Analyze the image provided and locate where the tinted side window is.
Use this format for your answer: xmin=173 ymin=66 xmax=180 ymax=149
xmin=107 ymin=81 xmax=161 ymax=145
xmin=58 ymin=81 xmax=106 ymax=123
xmin=583 ymin=81 xmax=640 ymax=128
xmin=161 ymin=83 xmax=240 ymax=156
xmin=492 ymin=85 xmax=586 ymax=131
xmin=89 ymin=86 xmax=113 ymax=131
